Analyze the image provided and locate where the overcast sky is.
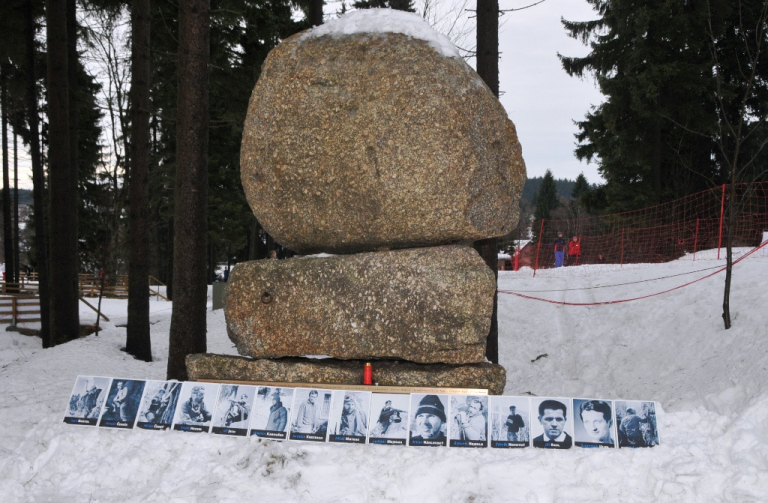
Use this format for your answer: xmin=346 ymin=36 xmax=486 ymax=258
xmin=495 ymin=0 xmax=604 ymax=183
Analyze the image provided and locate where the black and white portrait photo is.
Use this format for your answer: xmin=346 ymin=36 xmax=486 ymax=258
xmin=99 ymin=379 xmax=146 ymax=429
xmin=449 ymin=395 xmax=488 ymax=448
xmin=367 ymin=393 xmax=409 ymax=446
xmin=615 ymin=400 xmax=659 ymax=448
xmin=573 ymin=399 xmax=616 ymax=448
xmin=172 ymin=382 xmax=220 ymax=433
xmin=408 ymin=394 xmax=449 ymax=447
xmin=531 ymin=397 xmax=573 ymax=449
xmin=289 ymin=388 xmax=332 ymax=442
xmin=63 ymin=376 xmax=111 ymax=426
xmin=211 ymin=384 xmax=255 ymax=437
xmin=328 ymin=390 xmax=371 ymax=444
xmin=489 ymin=396 xmax=530 ymax=448
xmin=135 ymin=380 xmax=181 ymax=431
xmin=249 ymin=386 xmax=294 ymax=440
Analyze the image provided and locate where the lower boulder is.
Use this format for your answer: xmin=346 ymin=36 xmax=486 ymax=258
xmin=223 ymin=245 xmax=495 ymax=364
xmin=186 ymin=353 xmax=506 ymax=395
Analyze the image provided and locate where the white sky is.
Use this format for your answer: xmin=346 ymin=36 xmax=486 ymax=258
xmin=3 ymin=0 xmax=605 ymax=192
xmin=496 ymin=0 xmax=604 ymax=183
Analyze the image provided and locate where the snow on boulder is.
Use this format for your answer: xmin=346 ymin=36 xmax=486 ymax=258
xmin=240 ymin=9 xmax=526 ymax=254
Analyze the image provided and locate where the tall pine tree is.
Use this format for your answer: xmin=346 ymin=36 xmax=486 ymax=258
xmin=127 ymin=0 xmax=152 ymax=362
xmin=532 ymin=169 xmax=559 ymax=242
xmin=559 ymin=0 xmax=723 ymax=212
xmin=166 ymin=0 xmax=210 ymax=380
xmin=474 ymin=0 xmax=500 ymax=364
xmin=46 ymin=0 xmax=80 ymax=344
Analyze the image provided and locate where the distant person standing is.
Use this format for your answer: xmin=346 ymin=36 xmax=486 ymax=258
xmin=553 ymin=232 xmax=567 ymax=268
xmin=568 ymin=236 xmax=582 ymax=266
xmin=268 ymin=250 xmax=277 ymax=259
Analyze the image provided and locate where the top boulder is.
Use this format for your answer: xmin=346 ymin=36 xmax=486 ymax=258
xmin=241 ymin=9 xmax=526 ymax=254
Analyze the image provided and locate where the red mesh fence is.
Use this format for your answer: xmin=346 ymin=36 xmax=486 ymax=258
xmin=515 ymin=183 xmax=768 ymax=275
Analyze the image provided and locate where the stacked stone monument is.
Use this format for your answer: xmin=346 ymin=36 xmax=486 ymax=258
xmin=186 ymin=10 xmax=526 ymax=395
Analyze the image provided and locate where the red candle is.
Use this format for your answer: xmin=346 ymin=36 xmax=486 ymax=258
xmin=363 ymin=362 xmax=373 ymax=385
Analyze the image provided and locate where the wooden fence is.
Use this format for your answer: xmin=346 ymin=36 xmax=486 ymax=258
xmin=0 ymin=274 xmax=168 ymax=301
xmin=0 ymin=296 xmax=41 ymax=324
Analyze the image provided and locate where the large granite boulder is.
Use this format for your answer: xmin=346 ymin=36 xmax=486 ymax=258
xmin=187 ymin=354 xmax=507 ymax=395
xmin=241 ymin=9 xmax=526 ymax=254
xmin=224 ymin=245 xmax=495 ymax=364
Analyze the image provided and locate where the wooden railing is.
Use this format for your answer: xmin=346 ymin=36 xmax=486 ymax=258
xmin=149 ymin=275 xmax=170 ymax=301
xmin=0 ymin=296 xmax=41 ymax=324
xmin=0 ymin=280 xmax=39 ymax=295
xmin=1 ymin=274 xmax=169 ymax=301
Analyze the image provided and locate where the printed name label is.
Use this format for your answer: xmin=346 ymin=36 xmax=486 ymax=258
xmin=329 ymin=435 xmax=365 ymax=444
xmin=251 ymin=430 xmax=287 ymax=439
xmin=491 ymin=440 xmax=528 ymax=448
xmin=173 ymin=424 xmax=207 ymax=433
xmin=369 ymin=438 xmax=406 ymax=446
xmin=289 ymin=433 xmax=325 ymax=442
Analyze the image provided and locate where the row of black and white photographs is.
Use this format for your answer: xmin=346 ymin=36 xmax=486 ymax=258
xmin=63 ymin=377 xmax=659 ymax=449
xmin=63 ymin=376 xmax=292 ymax=437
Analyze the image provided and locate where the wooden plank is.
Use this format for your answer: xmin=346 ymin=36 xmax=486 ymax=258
xmin=78 ymin=297 xmax=110 ymax=322
xmin=196 ymin=379 xmax=488 ymax=396
xmin=149 ymin=288 xmax=170 ymax=301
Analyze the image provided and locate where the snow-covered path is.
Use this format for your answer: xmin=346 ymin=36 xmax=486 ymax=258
xmin=0 ymin=254 xmax=766 ymax=502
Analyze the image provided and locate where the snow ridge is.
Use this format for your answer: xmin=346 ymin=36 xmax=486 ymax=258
xmin=300 ymin=9 xmax=461 ymax=59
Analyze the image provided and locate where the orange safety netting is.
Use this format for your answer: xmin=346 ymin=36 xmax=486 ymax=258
xmin=514 ymin=183 xmax=768 ymax=275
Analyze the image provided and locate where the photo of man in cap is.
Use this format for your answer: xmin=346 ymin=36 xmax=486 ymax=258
xmin=338 ymin=393 xmax=368 ymax=437
xmin=172 ymin=382 xmax=219 ymax=433
xmin=409 ymin=394 xmax=448 ymax=446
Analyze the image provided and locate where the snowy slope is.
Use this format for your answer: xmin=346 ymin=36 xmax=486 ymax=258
xmin=0 ymin=253 xmax=767 ymax=502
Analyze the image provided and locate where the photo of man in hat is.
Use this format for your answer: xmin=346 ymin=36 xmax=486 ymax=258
xmin=327 ymin=390 xmax=370 ymax=443
xmin=409 ymin=394 xmax=449 ymax=446
xmin=338 ymin=393 xmax=368 ymax=437
xmin=172 ymin=382 xmax=219 ymax=432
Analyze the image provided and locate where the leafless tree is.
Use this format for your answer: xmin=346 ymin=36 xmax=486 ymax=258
xmin=705 ymin=0 xmax=768 ymax=329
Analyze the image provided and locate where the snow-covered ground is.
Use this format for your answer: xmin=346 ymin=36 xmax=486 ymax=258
xmin=1 ymin=252 xmax=767 ymax=502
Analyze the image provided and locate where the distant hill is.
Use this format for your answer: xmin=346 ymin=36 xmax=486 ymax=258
xmin=0 ymin=189 xmax=33 ymax=206
xmin=522 ymin=176 xmax=598 ymax=203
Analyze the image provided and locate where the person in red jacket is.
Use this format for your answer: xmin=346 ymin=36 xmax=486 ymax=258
xmin=568 ymin=236 xmax=582 ymax=266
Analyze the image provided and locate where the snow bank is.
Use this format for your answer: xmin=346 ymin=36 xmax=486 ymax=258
xmin=1 ymin=253 xmax=767 ymax=501
xmin=301 ymin=9 xmax=461 ymax=59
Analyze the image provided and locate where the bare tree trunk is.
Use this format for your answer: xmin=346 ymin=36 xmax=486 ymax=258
xmin=26 ymin=0 xmax=52 ymax=346
xmin=474 ymin=0 xmax=499 ymax=364
xmin=127 ymin=0 xmax=152 ymax=362
xmin=309 ymin=0 xmax=323 ymax=26
xmin=1 ymin=66 xmax=13 ymax=286
xmin=46 ymin=0 xmax=80 ymax=344
xmin=67 ymin=0 xmax=78 ymax=268
xmin=722 ymin=181 xmax=736 ymax=329
xmin=167 ymin=0 xmax=210 ymax=380
xmin=13 ymin=130 xmax=19 ymax=281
